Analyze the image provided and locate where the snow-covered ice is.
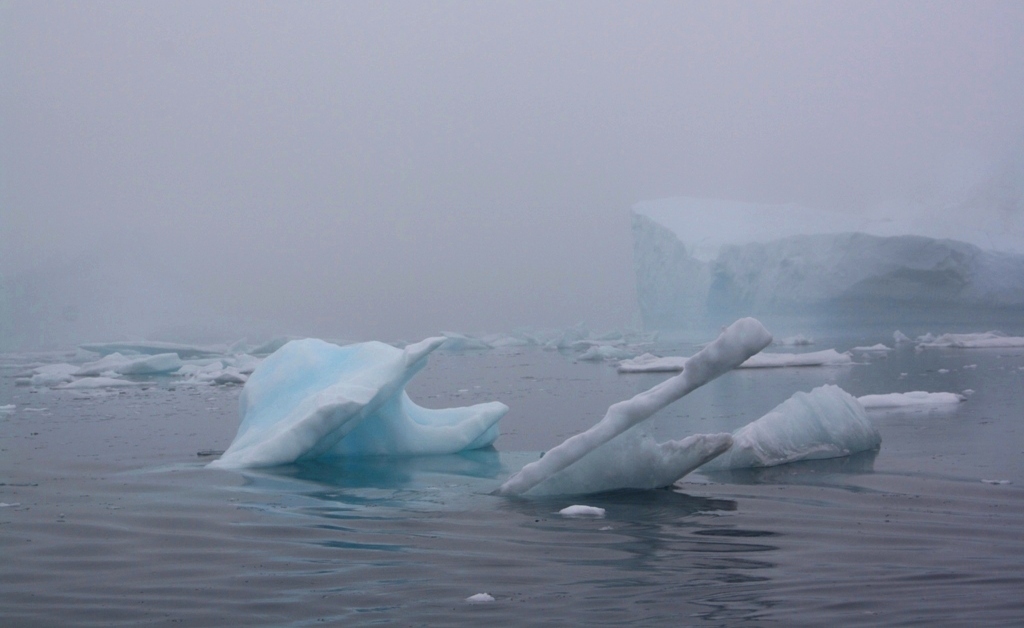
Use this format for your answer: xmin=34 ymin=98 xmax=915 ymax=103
xmin=209 ymin=338 xmax=508 ymax=469
xmin=617 ymin=348 xmax=852 ymax=373
xmin=495 ymin=318 xmax=772 ymax=496
xmin=703 ymin=385 xmax=881 ymax=470
xmin=857 ymin=391 xmax=965 ymax=409
xmin=465 ymin=593 xmax=495 ymax=603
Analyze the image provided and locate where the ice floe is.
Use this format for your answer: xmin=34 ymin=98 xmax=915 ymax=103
xmin=75 ymin=352 xmax=183 ymax=376
xmin=559 ymin=505 xmax=606 ymax=517
xmin=209 ymin=337 xmax=508 ymax=469
xmin=617 ymin=348 xmax=853 ymax=373
xmin=857 ymin=391 xmax=965 ymax=409
xmin=916 ymin=332 xmax=1024 ymax=349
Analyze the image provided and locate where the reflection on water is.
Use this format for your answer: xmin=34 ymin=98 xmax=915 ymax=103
xmin=700 ymin=448 xmax=878 ymax=485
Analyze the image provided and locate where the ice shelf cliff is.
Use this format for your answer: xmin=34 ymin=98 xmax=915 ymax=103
xmin=632 ymin=198 xmax=1024 ymax=329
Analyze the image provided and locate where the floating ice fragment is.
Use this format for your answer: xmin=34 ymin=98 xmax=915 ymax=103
xmin=857 ymin=391 xmax=964 ymax=409
xmin=466 ymin=593 xmax=495 ymax=603
xmin=75 ymin=352 xmax=182 ymax=376
xmin=703 ymin=385 xmax=880 ymax=470
xmin=893 ymin=330 xmax=912 ymax=344
xmin=0 ymin=404 xmax=15 ymax=414
xmin=496 ymin=318 xmax=772 ymax=496
xmin=209 ymin=338 xmax=507 ymax=469
xmin=559 ymin=505 xmax=606 ymax=517
xmin=917 ymin=332 xmax=1024 ymax=349
xmin=79 ymin=340 xmax=224 ymax=358
xmin=981 ymin=479 xmax=1011 ymax=485
xmin=58 ymin=377 xmax=142 ymax=389
xmin=578 ymin=345 xmax=635 ymax=362
xmin=852 ymin=344 xmax=892 ymax=352
xmin=617 ymin=348 xmax=851 ymax=373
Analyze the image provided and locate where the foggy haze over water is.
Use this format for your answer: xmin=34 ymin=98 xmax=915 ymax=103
xmin=3 ymin=1 xmax=1024 ymax=346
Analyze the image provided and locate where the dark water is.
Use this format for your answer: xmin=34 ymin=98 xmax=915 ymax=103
xmin=2 ymin=323 xmax=1024 ymax=626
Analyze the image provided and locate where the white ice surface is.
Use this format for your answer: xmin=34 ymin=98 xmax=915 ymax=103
xmin=559 ymin=505 xmax=606 ymax=517
xmin=857 ymin=391 xmax=965 ymax=409
xmin=617 ymin=349 xmax=852 ymax=373
xmin=496 ymin=318 xmax=772 ymax=496
xmin=75 ymin=352 xmax=182 ymax=376
xmin=57 ymin=376 xmax=142 ymax=389
xmin=210 ymin=338 xmax=508 ymax=469
xmin=917 ymin=332 xmax=1024 ymax=348
xmin=852 ymin=344 xmax=893 ymax=352
xmin=79 ymin=340 xmax=224 ymax=359
xmin=703 ymin=385 xmax=881 ymax=470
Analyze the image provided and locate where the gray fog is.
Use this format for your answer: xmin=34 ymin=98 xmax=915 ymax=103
xmin=3 ymin=1 xmax=1024 ymax=346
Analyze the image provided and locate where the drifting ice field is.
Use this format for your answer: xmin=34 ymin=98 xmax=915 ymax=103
xmin=2 ymin=320 xmax=1024 ymax=625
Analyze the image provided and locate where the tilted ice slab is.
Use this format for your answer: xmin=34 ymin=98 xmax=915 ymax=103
xmin=495 ymin=318 xmax=772 ymax=496
xmin=857 ymin=391 xmax=965 ymax=409
xmin=917 ymin=332 xmax=1024 ymax=349
xmin=209 ymin=338 xmax=508 ymax=469
xmin=75 ymin=352 xmax=183 ymax=376
xmin=617 ymin=349 xmax=852 ymax=373
xmin=79 ymin=340 xmax=225 ymax=359
xmin=703 ymin=385 xmax=880 ymax=470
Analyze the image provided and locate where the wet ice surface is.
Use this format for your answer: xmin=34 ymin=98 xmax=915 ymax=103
xmin=2 ymin=322 xmax=1024 ymax=625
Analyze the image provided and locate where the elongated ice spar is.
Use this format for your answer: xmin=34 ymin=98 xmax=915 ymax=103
xmin=494 ymin=318 xmax=773 ymax=496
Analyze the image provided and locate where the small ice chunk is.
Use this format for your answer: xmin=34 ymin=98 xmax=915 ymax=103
xmin=981 ymin=479 xmax=1011 ymax=485
xmin=893 ymin=330 xmax=912 ymax=344
xmin=704 ymin=385 xmax=880 ymax=470
xmin=963 ymin=364 xmax=977 ymax=369
xmin=857 ymin=391 xmax=964 ymax=408
xmin=852 ymin=344 xmax=892 ymax=352
xmin=466 ymin=593 xmax=495 ymax=603
xmin=0 ymin=404 xmax=15 ymax=413
xmin=559 ymin=505 xmax=606 ymax=517
xmin=578 ymin=345 xmax=635 ymax=362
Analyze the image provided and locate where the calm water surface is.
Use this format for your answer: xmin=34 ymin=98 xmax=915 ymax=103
xmin=2 ymin=322 xmax=1023 ymax=625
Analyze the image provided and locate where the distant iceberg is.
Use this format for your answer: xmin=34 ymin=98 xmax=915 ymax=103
xmin=617 ymin=348 xmax=852 ymax=373
xmin=210 ymin=338 xmax=508 ymax=469
xmin=858 ymin=391 xmax=964 ymax=409
xmin=916 ymin=332 xmax=1024 ymax=349
xmin=632 ymin=198 xmax=1024 ymax=329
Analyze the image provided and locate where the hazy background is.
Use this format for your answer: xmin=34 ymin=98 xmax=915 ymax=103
xmin=2 ymin=1 xmax=1024 ymax=347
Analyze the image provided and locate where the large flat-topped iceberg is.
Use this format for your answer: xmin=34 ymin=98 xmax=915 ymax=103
xmin=632 ymin=197 xmax=1024 ymax=329
xmin=210 ymin=338 xmax=508 ymax=469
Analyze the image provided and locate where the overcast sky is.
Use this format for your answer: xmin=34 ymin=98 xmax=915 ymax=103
xmin=3 ymin=1 xmax=1023 ymax=341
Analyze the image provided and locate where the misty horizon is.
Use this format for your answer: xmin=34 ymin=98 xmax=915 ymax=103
xmin=3 ymin=1 xmax=1024 ymax=346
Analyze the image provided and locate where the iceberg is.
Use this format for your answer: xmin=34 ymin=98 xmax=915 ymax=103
xmin=209 ymin=338 xmax=508 ymax=469
xmin=75 ymin=352 xmax=183 ymax=376
xmin=916 ymin=332 xmax=1024 ymax=349
xmin=632 ymin=198 xmax=1024 ymax=329
xmin=857 ymin=391 xmax=965 ymax=409
xmin=617 ymin=348 xmax=852 ymax=373
xmin=15 ymin=363 xmax=79 ymax=387
xmin=703 ymin=385 xmax=881 ymax=470
xmin=79 ymin=340 xmax=225 ymax=359
xmin=495 ymin=318 xmax=772 ymax=496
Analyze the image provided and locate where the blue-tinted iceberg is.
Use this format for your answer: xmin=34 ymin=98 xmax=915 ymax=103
xmin=703 ymin=385 xmax=880 ymax=470
xmin=209 ymin=338 xmax=508 ymax=469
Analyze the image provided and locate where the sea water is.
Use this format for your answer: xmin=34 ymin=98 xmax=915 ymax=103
xmin=2 ymin=320 xmax=1023 ymax=625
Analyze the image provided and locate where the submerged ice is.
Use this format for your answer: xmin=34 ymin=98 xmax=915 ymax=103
xmin=209 ymin=338 xmax=508 ymax=469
